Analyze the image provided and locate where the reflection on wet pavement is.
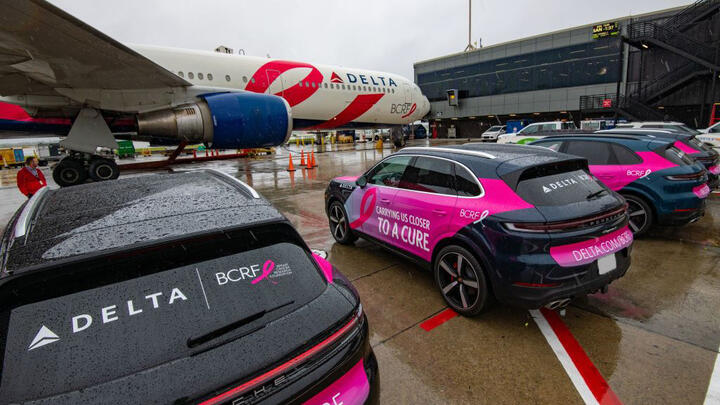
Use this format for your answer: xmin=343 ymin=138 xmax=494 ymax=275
xmin=0 ymin=138 xmax=717 ymax=404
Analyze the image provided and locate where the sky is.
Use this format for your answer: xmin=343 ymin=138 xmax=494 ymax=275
xmin=49 ymin=0 xmax=691 ymax=80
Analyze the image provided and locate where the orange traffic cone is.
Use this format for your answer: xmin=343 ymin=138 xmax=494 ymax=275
xmin=312 ymin=151 xmax=319 ymax=168
xmin=287 ymin=153 xmax=296 ymax=172
xmin=300 ymin=150 xmax=306 ymax=166
xmin=308 ymin=151 xmax=316 ymax=169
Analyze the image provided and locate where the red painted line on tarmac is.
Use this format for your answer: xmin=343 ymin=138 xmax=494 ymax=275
xmin=420 ymin=308 xmax=457 ymax=331
xmin=540 ymin=308 xmax=623 ymax=405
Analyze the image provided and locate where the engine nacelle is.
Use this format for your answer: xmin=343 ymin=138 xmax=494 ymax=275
xmin=136 ymin=92 xmax=292 ymax=148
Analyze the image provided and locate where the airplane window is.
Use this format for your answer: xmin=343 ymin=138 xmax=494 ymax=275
xmin=324 ymin=83 xmax=328 ymax=88
xmin=353 ymin=85 xmax=357 ymax=91
xmin=178 ymin=71 xmax=184 ymax=77
xmin=305 ymin=81 xmax=309 ymax=87
xmin=342 ymin=84 xmax=346 ymax=90
xmin=363 ymin=86 xmax=367 ymax=91
xmin=225 ymin=75 xmax=231 ymax=82
xmin=188 ymin=72 xmax=194 ymax=79
xmin=251 ymin=78 xmax=255 ymax=83
xmin=392 ymin=89 xmax=395 ymax=93
xmin=198 ymin=73 xmax=204 ymax=80
xmin=207 ymin=73 xmax=213 ymax=81
xmin=312 ymin=82 xmax=316 ymax=88
xmin=299 ymin=82 xmax=303 ymax=87
xmin=242 ymin=76 xmax=248 ymax=83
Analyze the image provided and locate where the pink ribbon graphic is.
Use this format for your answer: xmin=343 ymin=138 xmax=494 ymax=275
xmin=349 ymin=188 xmax=377 ymax=229
xmin=401 ymin=103 xmax=417 ymax=119
xmin=251 ymin=260 xmax=277 ymax=285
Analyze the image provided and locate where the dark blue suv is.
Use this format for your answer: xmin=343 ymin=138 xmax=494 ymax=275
xmin=325 ymin=144 xmax=633 ymax=315
xmin=531 ymin=134 xmax=710 ymax=235
xmin=598 ymin=128 xmax=719 ymax=188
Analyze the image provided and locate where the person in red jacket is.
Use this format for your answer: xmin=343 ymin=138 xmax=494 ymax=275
xmin=17 ymin=156 xmax=47 ymax=198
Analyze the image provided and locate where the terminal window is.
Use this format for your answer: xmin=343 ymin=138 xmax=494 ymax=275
xmin=417 ymin=39 xmax=621 ymax=102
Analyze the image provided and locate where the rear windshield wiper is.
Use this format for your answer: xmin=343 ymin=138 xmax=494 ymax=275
xmin=187 ymin=299 xmax=294 ymax=348
xmin=586 ymin=189 xmax=607 ymax=200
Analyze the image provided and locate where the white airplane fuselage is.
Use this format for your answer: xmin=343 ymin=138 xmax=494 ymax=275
xmin=132 ymin=45 xmax=430 ymax=130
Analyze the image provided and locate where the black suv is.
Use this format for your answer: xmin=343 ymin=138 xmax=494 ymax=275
xmin=0 ymin=170 xmax=377 ymax=405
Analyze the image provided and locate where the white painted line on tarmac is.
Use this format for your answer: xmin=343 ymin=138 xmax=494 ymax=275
xmin=705 ymin=347 xmax=720 ymax=404
xmin=530 ymin=309 xmax=598 ymax=405
xmin=531 ymin=308 xmax=623 ymax=405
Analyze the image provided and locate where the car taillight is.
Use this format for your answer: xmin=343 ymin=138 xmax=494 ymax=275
xmin=503 ymin=205 xmax=627 ymax=233
xmin=198 ymin=305 xmax=363 ymax=405
xmin=664 ymin=172 xmax=705 ymax=181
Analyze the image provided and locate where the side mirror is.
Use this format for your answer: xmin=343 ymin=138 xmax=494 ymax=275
xmin=356 ymin=176 xmax=367 ymax=188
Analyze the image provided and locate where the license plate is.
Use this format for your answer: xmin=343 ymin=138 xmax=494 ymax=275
xmin=597 ymin=254 xmax=616 ymax=275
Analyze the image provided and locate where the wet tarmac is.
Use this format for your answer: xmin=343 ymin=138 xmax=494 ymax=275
xmin=0 ymin=138 xmax=718 ymax=404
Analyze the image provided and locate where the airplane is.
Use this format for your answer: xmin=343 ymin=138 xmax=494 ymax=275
xmin=0 ymin=0 xmax=430 ymax=187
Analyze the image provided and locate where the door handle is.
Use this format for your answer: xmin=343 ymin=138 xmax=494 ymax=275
xmin=432 ymin=209 xmax=447 ymax=216
xmin=380 ymin=198 xmax=391 ymax=204
xmin=598 ymin=175 xmax=614 ymax=179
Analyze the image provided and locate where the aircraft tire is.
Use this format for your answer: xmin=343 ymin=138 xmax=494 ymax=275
xmin=53 ymin=158 xmax=88 ymax=187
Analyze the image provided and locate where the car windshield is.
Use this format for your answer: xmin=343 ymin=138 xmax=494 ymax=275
xmin=675 ymin=125 xmax=701 ymax=135
xmin=487 ymin=126 xmax=502 ymax=131
xmin=0 ymin=223 xmax=326 ymax=403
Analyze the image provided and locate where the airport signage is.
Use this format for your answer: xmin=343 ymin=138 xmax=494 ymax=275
xmin=592 ymin=22 xmax=619 ymax=39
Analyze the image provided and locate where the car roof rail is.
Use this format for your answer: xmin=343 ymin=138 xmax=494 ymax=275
xmin=207 ymin=169 xmax=260 ymax=198
xmin=538 ymin=133 xmax=646 ymax=141
xmin=14 ymin=186 xmax=49 ymax=240
xmin=400 ymin=146 xmax=496 ymax=159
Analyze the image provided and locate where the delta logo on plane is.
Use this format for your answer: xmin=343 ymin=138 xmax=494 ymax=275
xmin=330 ymin=72 xmax=343 ymax=83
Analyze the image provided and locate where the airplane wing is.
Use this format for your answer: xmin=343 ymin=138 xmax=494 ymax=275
xmin=0 ymin=0 xmax=190 ymax=98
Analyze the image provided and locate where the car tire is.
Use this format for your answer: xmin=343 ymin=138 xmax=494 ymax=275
xmin=328 ymin=201 xmax=358 ymax=245
xmin=623 ymin=194 xmax=653 ymax=236
xmin=52 ymin=158 xmax=88 ymax=187
xmin=88 ymin=158 xmax=120 ymax=182
xmin=434 ymin=245 xmax=489 ymax=316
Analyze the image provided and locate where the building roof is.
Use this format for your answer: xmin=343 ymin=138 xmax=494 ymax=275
xmin=2 ymin=170 xmax=284 ymax=273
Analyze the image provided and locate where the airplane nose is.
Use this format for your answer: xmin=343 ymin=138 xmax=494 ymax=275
xmin=420 ymin=96 xmax=430 ymax=117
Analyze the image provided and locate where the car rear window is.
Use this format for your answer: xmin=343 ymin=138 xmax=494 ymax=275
xmin=661 ymin=145 xmax=694 ymax=165
xmin=514 ymin=164 xmax=606 ymax=206
xmin=0 ymin=224 xmax=326 ymax=403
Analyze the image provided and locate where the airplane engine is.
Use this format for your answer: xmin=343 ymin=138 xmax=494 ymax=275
xmin=136 ymin=92 xmax=292 ymax=148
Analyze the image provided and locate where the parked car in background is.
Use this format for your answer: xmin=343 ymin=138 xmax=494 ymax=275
xmin=531 ymin=134 xmax=710 ymax=235
xmin=481 ymin=125 xmax=506 ymax=141
xmin=698 ymin=121 xmax=720 ymax=148
xmin=325 ymin=144 xmax=633 ymax=315
xmin=0 ymin=170 xmax=378 ymax=405
xmin=613 ymin=121 xmax=700 ymax=135
xmin=498 ymin=121 xmax=577 ymax=144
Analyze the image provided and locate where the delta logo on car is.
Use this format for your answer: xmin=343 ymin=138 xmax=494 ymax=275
xmin=325 ymin=145 xmax=634 ymax=316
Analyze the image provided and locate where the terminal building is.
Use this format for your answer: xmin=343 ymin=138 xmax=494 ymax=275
xmin=415 ymin=1 xmax=720 ymax=137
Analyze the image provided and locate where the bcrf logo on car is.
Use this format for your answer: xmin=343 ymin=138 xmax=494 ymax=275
xmin=627 ymin=169 xmax=651 ymax=178
xmin=215 ymin=259 xmax=291 ymax=286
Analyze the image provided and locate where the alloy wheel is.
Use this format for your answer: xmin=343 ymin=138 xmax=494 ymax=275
xmin=627 ymin=198 xmax=648 ymax=233
xmin=329 ymin=204 xmax=347 ymax=240
xmin=437 ymin=252 xmax=481 ymax=310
